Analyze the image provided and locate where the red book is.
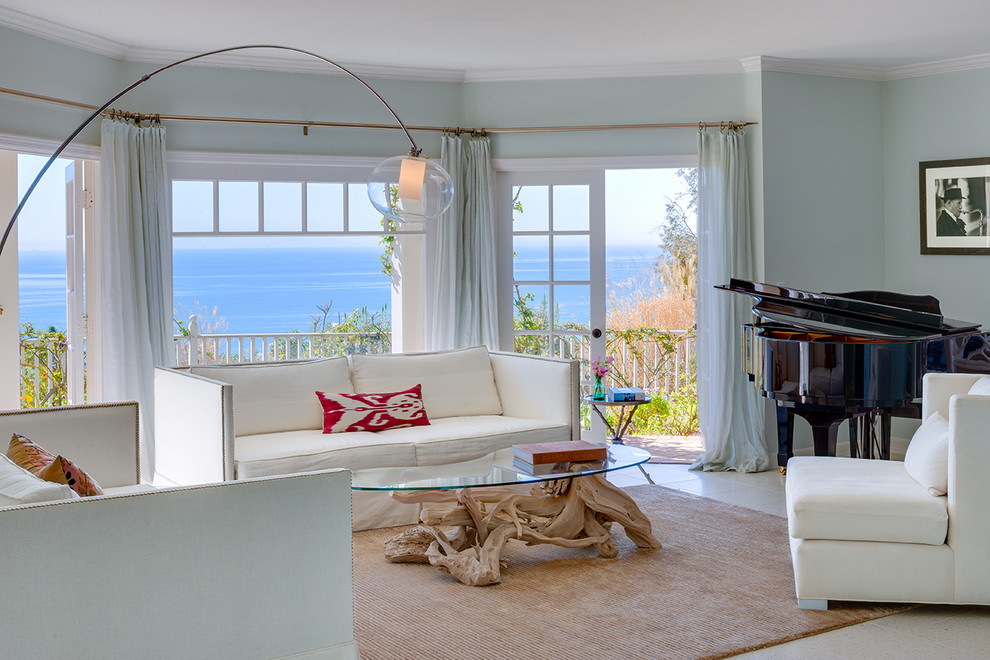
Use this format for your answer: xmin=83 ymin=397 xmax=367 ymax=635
xmin=512 ymin=440 xmax=607 ymax=465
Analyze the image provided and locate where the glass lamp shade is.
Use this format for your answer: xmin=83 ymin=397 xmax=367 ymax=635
xmin=367 ymin=155 xmax=454 ymax=223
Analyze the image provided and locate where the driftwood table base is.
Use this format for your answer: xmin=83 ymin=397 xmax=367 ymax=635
xmin=383 ymin=472 xmax=662 ymax=586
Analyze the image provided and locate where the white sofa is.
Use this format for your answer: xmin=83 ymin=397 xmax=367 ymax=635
xmin=0 ymin=402 xmax=359 ymax=660
xmin=154 ymin=346 xmax=580 ymax=529
xmin=785 ymin=372 xmax=990 ymax=610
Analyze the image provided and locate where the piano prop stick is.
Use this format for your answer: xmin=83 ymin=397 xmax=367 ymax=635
xmin=719 ymin=279 xmax=990 ymax=469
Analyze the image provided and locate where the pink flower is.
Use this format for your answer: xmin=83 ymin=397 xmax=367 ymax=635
xmin=591 ymin=355 xmax=613 ymax=378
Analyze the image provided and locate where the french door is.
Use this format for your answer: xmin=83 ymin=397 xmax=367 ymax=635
xmin=496 ymin=170 xmax=605 ymax=393
xmin=63 ymin=159 xmax=98 ymax=403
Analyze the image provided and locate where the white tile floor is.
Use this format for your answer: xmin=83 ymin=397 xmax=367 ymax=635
xmin=607 ymin=462 xmax=990 ymax=660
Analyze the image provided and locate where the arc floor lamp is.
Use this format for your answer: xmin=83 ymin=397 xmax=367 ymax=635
xmin=0 ymin=43 xmax=455 ymax=258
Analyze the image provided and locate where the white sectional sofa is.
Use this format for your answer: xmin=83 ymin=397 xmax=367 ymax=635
xmin=0 ymin=402 xmax=358 ymax=660
xmin=155 ymin=346 xmax=580 ymax=529
xmin=785 ymin=372 xmax=990 ymax=610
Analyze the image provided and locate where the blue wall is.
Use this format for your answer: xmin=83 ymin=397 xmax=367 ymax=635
xmin=759 ymin=71 xmax=885 ymax=292
xmin=883 ymin=67 xmax=990 ymax=328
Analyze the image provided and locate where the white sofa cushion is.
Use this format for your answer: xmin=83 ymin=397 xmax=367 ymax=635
xmin=234 ymin=428 xmax=417 ymax=478
xmin=0 ymin=452 xmax=77 ymax=507
xmin=786 ymin=456 xmax=948 ymax=545
xmin=190 ymin=357 xmax=353 ymax=436
xmin=101 ymin=484 xmax=157 ymax=496
xmin=378 ymin=415 xmax=569 ymax=465
xmin=967 ymin=376 xmax=990 ymax=396
xmin=903 ymin=411 xmax=950 ymax=496
xmin=350 ymin=346 xmax=503 ymax=420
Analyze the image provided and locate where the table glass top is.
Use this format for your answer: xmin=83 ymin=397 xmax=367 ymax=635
xmin=582 ymin=394 xmax=652 ymax=406
xmin=350 ymin=444 xmax=650 ymax=491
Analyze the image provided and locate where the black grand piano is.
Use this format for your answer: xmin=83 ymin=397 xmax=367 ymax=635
xmin=720 ymin=279 xmax=990 ymax=467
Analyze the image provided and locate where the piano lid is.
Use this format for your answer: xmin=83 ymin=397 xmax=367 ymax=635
xmin=717 ymin=279 xmax=982 ymax=340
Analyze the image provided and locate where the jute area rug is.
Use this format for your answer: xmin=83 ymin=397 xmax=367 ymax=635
xmin=352 ymin=485 xmax=912 ymax=660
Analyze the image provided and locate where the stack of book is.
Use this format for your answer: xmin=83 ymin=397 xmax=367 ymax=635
xmin=608 ymin=387 xmax=646 ymax=402
xmin=511 ymin=440 xmax=608 ymax=475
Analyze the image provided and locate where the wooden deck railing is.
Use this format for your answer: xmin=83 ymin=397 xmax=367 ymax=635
xmin=172 ymin=315 xmax=391 ymax=366
xmin=514 ymin=329 xmax=695 ymax=394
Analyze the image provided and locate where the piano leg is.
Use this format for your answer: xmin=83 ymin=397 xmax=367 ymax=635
xmin=879 ymin=412 xmax=891 ymax=460
xmin=793 ymin=410 xmax=847 ymax=458
xmin=776 ymin=405 xmax=794 ymax=470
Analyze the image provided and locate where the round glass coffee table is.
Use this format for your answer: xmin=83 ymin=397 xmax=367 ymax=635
xmin=583 ymin=394 xmax=653 ymax=445
xmin=351 ymin=444 xmax=661 ymax=586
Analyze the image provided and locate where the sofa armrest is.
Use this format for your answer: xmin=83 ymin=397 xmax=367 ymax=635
xmin=0 ymin=402 xmax=139 ymax=487
xmin=154 ymin=367 xmax=234 ymax=485
xmin=490 ymin=351 xmax=580 ymax=440
xmin=947 ymin=394 xmax=990 ymax=603
xmin=922 ymin=372 xmax=984 ymax=420
xmin=0 ymin=469 xmax=358 ymax=660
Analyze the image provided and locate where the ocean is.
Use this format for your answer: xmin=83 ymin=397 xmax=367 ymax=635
xmin=18 ymin=243 xmax=660 ymax=334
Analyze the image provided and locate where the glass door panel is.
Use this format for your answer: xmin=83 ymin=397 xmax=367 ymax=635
xmin=552 ymin=185 xmax=590 ymax=231
xmin=498 ymin=171 xmax=605 ymax=387
xmin=512 ymin=235 xmax=550 ymax=281
xmin=552 ymin=235 xmax=590 ymax=281
xmin=512 ymin=186 xmax=549 ymax=231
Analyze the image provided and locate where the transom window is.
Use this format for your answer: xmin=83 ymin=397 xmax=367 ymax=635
xmin=172 ymin=179 xmax=389 ymax=237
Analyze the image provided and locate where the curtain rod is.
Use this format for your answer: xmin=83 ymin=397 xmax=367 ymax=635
xmin=0 ymin=85 xmax=755 ymax=135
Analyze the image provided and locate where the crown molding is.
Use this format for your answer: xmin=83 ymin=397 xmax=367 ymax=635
xmin=0 ymin=10 xmax=464 ymax=82
xmin=742 ymin=56 xmax=885 ymax=81
xmin=465 ymin=59 xmax=744 ymax=83
xmin=883 ymin=53 xmax=990 ymax=80
xmin=0 ymin=7 xmax=127 ymax=59
xmin=120 ymin=47 xmax=466 ymax=83
xmin=0 ymin=132 xmax=100 ymax=159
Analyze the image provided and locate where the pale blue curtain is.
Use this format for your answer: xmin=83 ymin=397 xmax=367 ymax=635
xmin=99 ymin=117 xmax=173 ymax=480
xmin=690 ymin=127 xmax=769 ymax=473
xmin=428 ymin=134 xmax=499 ymax=349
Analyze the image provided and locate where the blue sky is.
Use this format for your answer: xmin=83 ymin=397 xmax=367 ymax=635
xmin=16 ymin=154 xmax=70 ymax=253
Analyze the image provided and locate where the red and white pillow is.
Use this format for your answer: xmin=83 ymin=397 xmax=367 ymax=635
xmin=316 ymin=384 xmax=431 ymax=434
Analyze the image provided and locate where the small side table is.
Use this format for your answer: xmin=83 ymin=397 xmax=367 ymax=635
xmin=583 ymin=394 xmax=655 ymax=484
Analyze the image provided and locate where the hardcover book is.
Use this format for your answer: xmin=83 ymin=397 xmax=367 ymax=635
xmin=608 ymin=387 xmax=646 ymax=402
xmin=512 ymin=440 xmax=607 ymax=465
xmin=511 ymin=457 xmax=606 ymax=475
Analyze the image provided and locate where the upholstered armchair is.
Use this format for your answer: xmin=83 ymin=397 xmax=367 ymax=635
xmin=785 ymin=372 xmax=990 ymax=610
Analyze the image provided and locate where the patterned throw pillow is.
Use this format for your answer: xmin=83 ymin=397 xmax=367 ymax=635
xmin=7 ymin=433 xmax=104 ymax=497
xmin=7 ymin=433 xmax=55 ymax=473
xmin=316 ymin=384 xmax=431 ymax=434
xmin=35 ymin=456 xmax=103 ymax=497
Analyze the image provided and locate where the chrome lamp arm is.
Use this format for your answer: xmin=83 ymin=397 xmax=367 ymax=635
xmin=0 ymin=43 xmax=453 ymax=257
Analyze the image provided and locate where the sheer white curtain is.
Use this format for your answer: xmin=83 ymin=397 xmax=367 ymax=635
xmin=690 ymin=127 xmax=769 ymax=473
xmin=98 ymin=117 xmax=173 ymax=479
xmin=427 ymin=134 xmax=499 ymax=350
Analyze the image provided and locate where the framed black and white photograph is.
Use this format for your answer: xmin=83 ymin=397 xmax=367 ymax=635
xmin=920 ymin=157 xmax=990 ymax=255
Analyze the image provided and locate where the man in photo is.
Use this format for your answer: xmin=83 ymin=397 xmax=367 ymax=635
xmin=936 ymin=187 xmax=966 ymax=236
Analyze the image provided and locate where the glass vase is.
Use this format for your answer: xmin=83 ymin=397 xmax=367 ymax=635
xmin=593 ymin=376 xmax=606 ymax=401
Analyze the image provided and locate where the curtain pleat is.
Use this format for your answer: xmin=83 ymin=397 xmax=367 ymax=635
xmin=429 ymin=134 xmax=499 ymax=350
xmin=98 ymin=117 xmax=172 ymax=480
xmin=691 ymin=128 xmax=769 ymax=473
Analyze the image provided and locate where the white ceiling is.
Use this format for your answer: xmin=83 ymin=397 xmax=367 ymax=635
xmin=3 ymin=0 xmax=990 ymax=82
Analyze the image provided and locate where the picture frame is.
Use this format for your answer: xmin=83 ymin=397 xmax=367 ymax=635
xmin=919 ymin=157 xmax=990 ymax=255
